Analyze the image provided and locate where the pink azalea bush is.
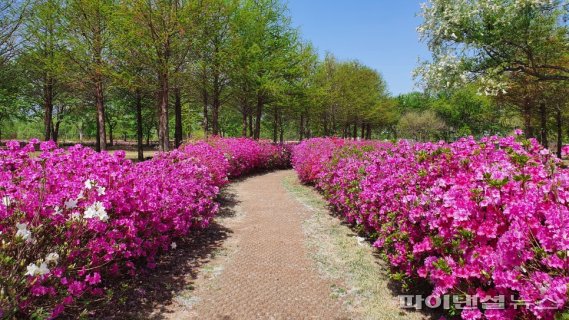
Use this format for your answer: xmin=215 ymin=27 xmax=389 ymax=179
xmin=205 ymin=137 xmax=291 ymax=177
xmin=293 ymin=133 xmax=569 ymax=320
xmin=0 ymin=137 xmax=289 ymax=318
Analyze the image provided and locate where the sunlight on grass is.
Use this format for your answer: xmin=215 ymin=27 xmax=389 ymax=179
xmin=282 ymin=173 xmax=428 ymax=320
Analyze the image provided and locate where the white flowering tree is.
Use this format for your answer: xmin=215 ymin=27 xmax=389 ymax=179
xmin=416 ymin=0 xmax=569 ymax=92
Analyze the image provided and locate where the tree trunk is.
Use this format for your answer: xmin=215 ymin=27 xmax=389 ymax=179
xmin=279 ymin=110 xmax=284 ymax=143
xmin=241 ymin=107 xmax=247 ymax=137
xmin=211 ymin=74 xmax=221 ymax=136
xmin=556 ymin=107 xmax=562 ymax=158
xmin=254 ymin=94 xmax=263 ymax=140
xmin=272 ymin=108 xmax=278 ymax=143
xmin=352 ymin=122 xmax=358 ymax=139
xmin=51 ymin=120 xmax=60 ymax=143
xmin=365 ymin=124 xmax=371 ymax=140
xmin=539 ymin=102 xmax=548 ymax=148
xmin=202 ymin=88 xmax=209 ymax=137
xmin=299 ymin=114 xmax=305 ymax=141
xmin=174 ymin=87 xmax=183 ymax=148
xmin=96 ymin=120 xmax=101 ymax=151
xmin=248 ymin=113 xmax=253 ymax=137
xmin=94 ymin=78 xmax=106 ymax=152
xmin=136 ymin=91 xmax=144 ymax=161
xmin=360 ymin=123 xmax=365 ymax=139
xmin=158 ymin=72 xmax=169 ymax=151
xmin=43 ymin=78 xmax=53 ymax=141
xmin=108 ymin=123 xmax=114 ymax=146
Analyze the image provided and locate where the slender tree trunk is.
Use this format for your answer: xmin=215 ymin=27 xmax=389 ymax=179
xmin=94 ymin=77 xmax=106 ymax=151
xmin=158 ymin=72 xmax=169 ymax=151
xmin=248 ymin=113 xmax=253 ymax=137
xmin=241 ymin=108 xmax=247 ymax=137
xmin=202 ymin=88 xmax=209 ymax=137
xmin=299 ymin=114 xmax=305 ymax=141
xmin=108 ymin=123 xmax=114 ymax=146
xmin=43 ymin=77 xmax=53 ymax=141
xmin=272 ymin=108 xmax=278 ymax=143
xmin=556 ymin=107 xmax=562 ymax=158
xmin=96 ymin=120 xmax=101 ymax=151
xmin=136 ymin=91 xmax=144 ymax=161
xmin=365 ymin=124 xmax=371 ymax=140
xmin=360 ymin=123 xmax=365 ymax=139
xmin=254 ymin=94 xmax=263 ymax=140
xmin=174 ymin=87 xmax=183 ymax=148
xmin=51 ymin=120 xmax=60 ymax=142
xmin=352 ymin=122 xmax=358 ymax=139
xmin=279 ymin=110 xmax=284 ymax=143
xmin=539 ymin=102 xmax=548 ymax=148
xmin=212 ymin=74 xmax=221 ymax=136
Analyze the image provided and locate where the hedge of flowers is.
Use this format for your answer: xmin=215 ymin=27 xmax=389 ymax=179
xmin=292 ymin=133 xmax=569 ymax=320
xmin=0 ymin=137 xmax=289 ymax=319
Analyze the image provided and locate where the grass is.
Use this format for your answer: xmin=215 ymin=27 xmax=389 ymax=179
xmin=282 ymin=173 xmax=429 ymax=320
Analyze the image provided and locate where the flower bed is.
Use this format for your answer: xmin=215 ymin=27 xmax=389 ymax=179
xmin=292 ymin=134 xmax=569 ymax=320
xmin=0 ymin=137 xmax=289 ymax=318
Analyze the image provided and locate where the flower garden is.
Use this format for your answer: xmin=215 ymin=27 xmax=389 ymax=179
xmin=0 ymin=137 xmax=290 ymax=319
xmin=2 ymin=132 xmax=569 ymax=320
xmin=291 ymin=132 xmax=569 ymax=320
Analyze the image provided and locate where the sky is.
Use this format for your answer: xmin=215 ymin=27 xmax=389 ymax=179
xmin=286 ymin=0 xmax=431 ymax=95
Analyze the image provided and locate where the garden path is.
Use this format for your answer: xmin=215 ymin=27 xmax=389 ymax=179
xmin=160 ymin=170 xmax=348 ymax=319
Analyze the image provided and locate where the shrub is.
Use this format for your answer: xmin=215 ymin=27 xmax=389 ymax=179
xmin=0 ymin=137 xmax=290 ymax=318
xmin=293 ymin=133 xmax=569 ymax=320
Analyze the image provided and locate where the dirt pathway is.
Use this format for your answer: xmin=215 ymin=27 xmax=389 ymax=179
xmin=160 ymin=170 xmax=349 ymax=319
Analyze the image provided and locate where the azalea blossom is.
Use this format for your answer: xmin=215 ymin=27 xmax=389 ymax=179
xmin=64 ymin=198 xmax=78 ymax=209
xmin=25 ymin=262 xmax=50 ymax=277
xmin=45 ymin=253 xmax=59 ymax=264
xmin=15 ymin=222 xmax=32 ymax=241
xmin=83 ymin=201 xmax=108 ymax=221
xmin=84 ymin=179 xmax=94 ymax=190
xmin=2 ymin=196 xmax=11 ymax=207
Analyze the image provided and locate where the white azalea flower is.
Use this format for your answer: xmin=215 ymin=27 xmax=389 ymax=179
xmin=64 ymin=198 xmax=78 ymax=209
xmin=45 ymin=252 xmax=59 ymax=264
xmin=84 ymin=201 xmax=108 ymax=221
xmin=2 ymin=196 xmax=11 ymax=207
xmin=84 ymin=179 xmax=94 ymax=190
xmin=97 ymin=186 xmax=106 ymax=196
xmin=53 ymin=206 xmax=62 ymax=216
xmin=15 ymin=223 xmax=32 ymax=241
xmin=25 ymin=262 xmax=49 ymax=276
xmin=171 ymin=242 xmax=177 ymax=249
xmin=25 ymin=263 xmax=39 ymax=276
xmin=70 ymin=212 xmax=81 ymax=221
xmin=38 ymin=262 xmax=50 ymax=275
xmin=77 ymin=191 xmax=85 ymax=199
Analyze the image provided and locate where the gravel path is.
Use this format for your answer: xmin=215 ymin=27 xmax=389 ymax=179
xmin=159 ymin=170 xmax=348 ymax=319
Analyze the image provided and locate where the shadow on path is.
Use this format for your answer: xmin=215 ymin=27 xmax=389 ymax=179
xmin=92 ymin=189 xmax=240 ymax=320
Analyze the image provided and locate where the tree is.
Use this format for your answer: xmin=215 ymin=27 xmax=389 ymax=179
xmin=230 ymin=0 xmax=300 ymax=140
xmin=417 ymin=0 xmax=569 ymax=90
xmin=19 ymin=0 xmax=69 ymax=142
xmin=65 ymin=0 xmax=116 ymax=151
xmin=120 ymin=0 xmax=192 ymax=151
xmin=0 ymin=0 xmax=26 ymax=67
xmin=397 ymin=109 xmax=446 ymax=141
xmin=191 ymin=0 xmax=235 ymax=137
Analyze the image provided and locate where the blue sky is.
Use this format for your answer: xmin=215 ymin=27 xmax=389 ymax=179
xmin=286 ymin=0 xmax=431 ymax=95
